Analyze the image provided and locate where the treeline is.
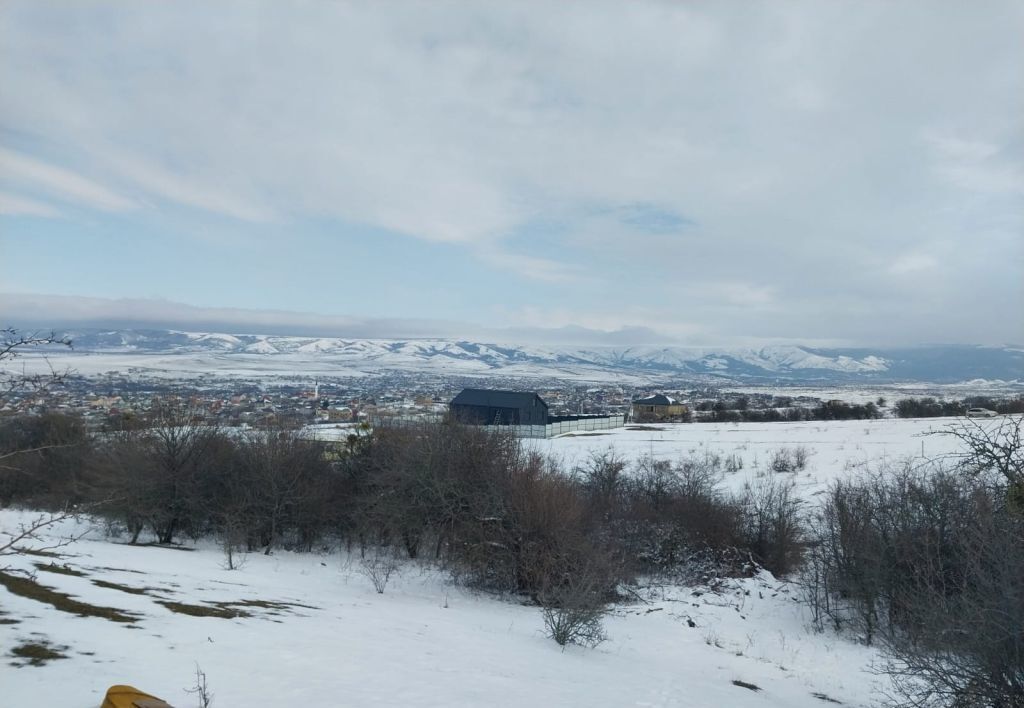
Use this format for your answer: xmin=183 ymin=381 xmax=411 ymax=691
xmin=695 ymin=399 xmax=882 ymax=423
xmin=0 ymin=408 xmax=803 ymax=590
xmin=894 ymin=395 xmax=1024 ymax=418
xmin=800 ymin=459 xmax=1023 ymax=707
xmin=796 ymin=416 xmax=1024 ymax=707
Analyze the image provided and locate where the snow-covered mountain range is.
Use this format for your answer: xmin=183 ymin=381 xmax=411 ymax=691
xmin=33 ymin=329 xmax=1024 ymax=384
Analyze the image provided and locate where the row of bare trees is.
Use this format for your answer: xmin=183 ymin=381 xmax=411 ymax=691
xmin=799 ymin=418 xmax=1023 ymax=708
xmin=1 ymin=409 xmax=808 ymax=584
xmin=0 ymin=409 xmax=804 ymax=631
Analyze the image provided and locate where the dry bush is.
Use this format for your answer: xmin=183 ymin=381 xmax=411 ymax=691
xmin=799 ymin=437 xmax=1024 ymax=707
xmin=768 ymin=447 xmax=809 ymax=474
xmin=360 ymin=552 xmax=398 ymax=594
xmin=541 ymin=578 xmax=608 ymax=649
xmin=611 ymin=454 xmax=746 ymax=578
xmin=738 ymin=476 xmax=804 ymax=577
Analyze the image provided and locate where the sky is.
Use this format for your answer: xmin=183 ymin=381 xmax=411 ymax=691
xmin=1 ymin=1 xmax=1022 ymax=346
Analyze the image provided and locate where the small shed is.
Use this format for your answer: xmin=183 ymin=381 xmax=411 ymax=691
xmin=631 ymin=394 xmax=688 ymax=422
xmin=450 ymin=388 xmax=549 ymax=426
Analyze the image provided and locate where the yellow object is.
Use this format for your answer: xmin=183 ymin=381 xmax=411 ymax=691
xmin=101 ymin=685 xmax=173 ymax=708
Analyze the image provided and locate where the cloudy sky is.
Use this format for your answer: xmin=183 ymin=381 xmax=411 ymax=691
xmin=1 ymin=1 xmax=1021 ymax=346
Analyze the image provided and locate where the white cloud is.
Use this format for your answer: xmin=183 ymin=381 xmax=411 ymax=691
xmin=0 ymin=292 xmax=685 ymax=345
xmin=0 ymin=191 xmax=60 ymax=217
xmin=923 ymin=130 xmax=1024 ymax=196
xmin=888 ymin=252 xmax=939 ymax=276
xmin=0 ymin=1 xmax=1021 ymax=344
xmin=0 ymin=147 xmax=134 ymax=212
xmin=101 ymin=150 xmax=274 ymax=222
xmin=477 ymin=249 xmax=583 ymax=283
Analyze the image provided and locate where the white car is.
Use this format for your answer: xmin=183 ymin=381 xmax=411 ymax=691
xmin=965 ymin=407 xmax=998 ymax=418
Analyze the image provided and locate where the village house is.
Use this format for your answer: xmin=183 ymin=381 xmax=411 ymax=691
xmin=631 ymin=393 xmax=689 ymax=422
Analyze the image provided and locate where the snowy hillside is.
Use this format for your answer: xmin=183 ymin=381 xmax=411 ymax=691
xmin=20 ymin=328 xmax=1024 ymax=383
xmin=3 ymin=417 xmax=1008 ymax=706
xmin=1 ymin=511 xmax=883 ymax=708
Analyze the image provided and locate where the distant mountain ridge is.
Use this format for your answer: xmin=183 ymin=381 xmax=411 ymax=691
xmin=39 ymin=328 xmax=1024 ymax=384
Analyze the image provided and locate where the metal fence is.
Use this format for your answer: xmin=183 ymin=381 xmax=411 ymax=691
xmin=367 ymin=413 xmax=625 ymax=439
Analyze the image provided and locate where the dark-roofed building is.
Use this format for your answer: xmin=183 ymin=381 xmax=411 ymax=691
xmin=631 ymin=393 xmax=688 ymax=422
xmin=450 ymin=388 xmax=549 ymax=426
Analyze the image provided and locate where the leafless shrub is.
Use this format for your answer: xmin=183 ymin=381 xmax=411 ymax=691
xmin=539 ymin=569 xmax=608 ymax=649
xmin=580 ymin=450 xmax=628 ymax=514
xmin=792 ymin=446 xmax=810 ymax=471
xmin=937 ymin=414 xmax=1023 ymax=510
xmin=542 ymin=602 xmax=607 ymax=649
xmin=186 ymin=663 xmax=213 ymax=708
xmin=768 ymin=447 xmax=809 ymax=474
xmin=360 ymin=552 xmax=398 ymax=593
xmin=738 ymin=476 xmax=804 ymax=576
xmin=724 ymin=453 xmax=744 ymax=474
xmin=880 ymin=511 xmax=1024 ymax=708
xmin=219 ymin=516 xmax=249 ymax=571
xmin=676 ymin=453 xmax=723 ymax=498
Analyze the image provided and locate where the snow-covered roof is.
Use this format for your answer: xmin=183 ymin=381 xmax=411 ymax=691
xmin=632 ymin=393 xmax=678 ymax=406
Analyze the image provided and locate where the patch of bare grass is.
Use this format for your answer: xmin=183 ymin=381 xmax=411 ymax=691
xmin=732 ymin=679 xmax=761 ymax=692
xmin=230 ymin=598 xmax=318 ymax=612
xmin=0 ymin=571 xmax=139 ymax=623
xmin=90 ymin=579 xmax=159 ymax=596
xmin=18 ymin=549 xmax=64 ymax=559
xmin=33 ymin=562 xmax=87 ymax=577
xmin=157 ymin=600 xmax=250 ymax=619
xmin=156 ymin=596 xmax=316 ymax=619
xmin=10 ymin=639 xmax=68 ymax=666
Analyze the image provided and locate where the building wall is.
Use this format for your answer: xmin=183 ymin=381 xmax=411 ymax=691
xmin=451 ymin=403 xmax=523 ymax=425
xmin=632 ymin=404 xmax=688 ymax=422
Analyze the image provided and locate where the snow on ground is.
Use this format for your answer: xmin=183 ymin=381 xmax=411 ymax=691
xmin=7 ymin=417 xmax=997 ymax=707
xmin=535 ymin=416 xmax=975 ymax=498
xmin=0 ymin=510 xmax=884 ymax=708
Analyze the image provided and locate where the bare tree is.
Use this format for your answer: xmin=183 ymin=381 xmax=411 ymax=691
xmin=232 ymin=428 xmax=329 ymax=554
xmin=141 ymin=401 xmax=226 ymax=544
xmin=882 ymin=509 xmax=1024 ymax=708
xmin=939 ymin=415 xmax=1024 ymax=510
xmin=0 ymin=328 xmax=72 ymax=400
xmin=0 ymin=508 xmax=82 ymax=573
xmin=0 ymin=328 xmax=77 ymax=567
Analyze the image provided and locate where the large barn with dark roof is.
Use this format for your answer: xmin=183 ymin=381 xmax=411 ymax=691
xmin=449 ymin=388 xmax=549 ymax=425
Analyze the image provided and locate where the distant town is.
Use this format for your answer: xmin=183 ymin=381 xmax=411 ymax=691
xmin=5 ymin=367 xmax=1021 ymax=432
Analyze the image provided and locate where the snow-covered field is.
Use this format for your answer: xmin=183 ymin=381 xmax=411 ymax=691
xmin=1 ymin=512 xmax=882 ymax=708
xmin=2 ymin=416 xmax=1005 ymax=707
xmin=536 ymin=416 xmax=974 ymax=498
